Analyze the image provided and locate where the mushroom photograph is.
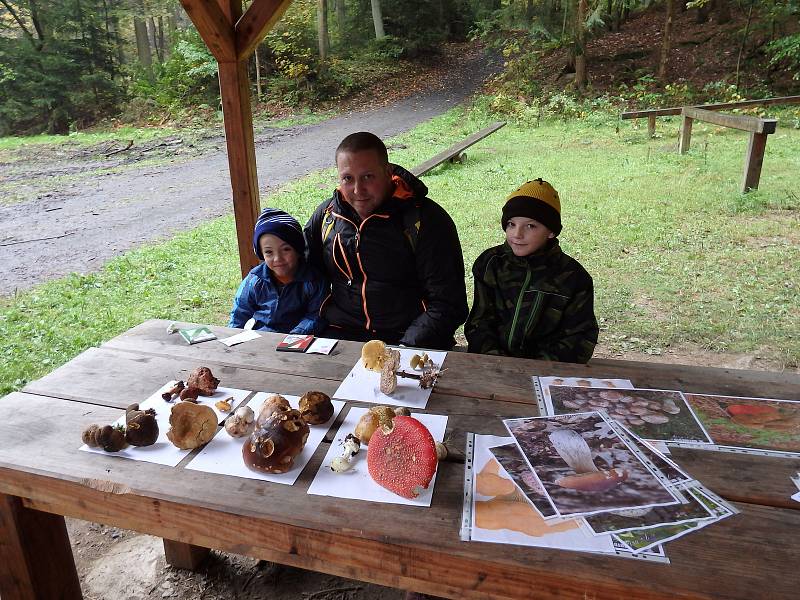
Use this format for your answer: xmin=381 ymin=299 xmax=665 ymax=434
xmin=548 ymin=386 xmax=713 ymax=444
xmin=684 ymin=393 xmax=800 ymax=455
xmin=489 ymin=443 xmax=557 ymax=518
xmin=504 ymin=413 xmax=677 ymax=516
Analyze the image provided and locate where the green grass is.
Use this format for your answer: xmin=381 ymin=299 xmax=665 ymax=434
xmin=0 ymin=126 xmax=181 ymax=152
xmin=1 ymin=103 xmax=799 ymax=396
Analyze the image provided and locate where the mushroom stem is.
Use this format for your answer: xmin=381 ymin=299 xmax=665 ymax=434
xmin=548 ymin=429 xmax=599 ymax=474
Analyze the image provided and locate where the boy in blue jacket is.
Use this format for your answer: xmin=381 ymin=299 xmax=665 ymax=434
xmin=229 ymin=208 xmax=328 ymax=335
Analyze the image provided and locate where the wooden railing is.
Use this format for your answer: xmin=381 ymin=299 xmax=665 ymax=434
xmin=679 ymin=107 xmax=778 ymax=193
xmin=620 ymin=95 xmax=800 ymax=137
xmin=411 ymin=122 xmax=506 ymax=177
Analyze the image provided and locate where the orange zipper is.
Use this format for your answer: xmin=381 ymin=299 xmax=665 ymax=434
xmin=355 ymin=214 xmax=389 ymax=330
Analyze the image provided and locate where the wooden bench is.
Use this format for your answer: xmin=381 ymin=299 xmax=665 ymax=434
xmin=678 ymin=107 xmax=778 ymax=193
xmin=620 ymin=95 xmax=800 ymax=138
xmin=411 ymin=121 xmax=506 ymax=177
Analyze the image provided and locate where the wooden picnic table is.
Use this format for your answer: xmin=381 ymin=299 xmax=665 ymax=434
xmin=2 ymin=319 xmax=799 ymax=599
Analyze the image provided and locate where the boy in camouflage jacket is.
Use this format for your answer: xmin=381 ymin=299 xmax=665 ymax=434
xmin=464 ymin=179 xmax=598 ymax=363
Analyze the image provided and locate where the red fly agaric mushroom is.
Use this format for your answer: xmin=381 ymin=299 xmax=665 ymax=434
xmin=367 ymin=415 xmax=438 ymax=499
xmin=298 ymin=391 xmax=334 ymax=425
xmin=243 ymin=409 xmax=309 ymax=474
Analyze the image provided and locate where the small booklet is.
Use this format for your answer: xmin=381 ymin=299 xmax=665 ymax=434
xmin=178 ymin=326 xmax=217 ymax=345
xmin=307 ymin=337 xmax=338 ymax=355
xmin=276 ymin=334 xmax=315 ymax=352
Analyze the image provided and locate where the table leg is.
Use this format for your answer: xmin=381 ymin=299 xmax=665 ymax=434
xmin=0 ymin=493 xmax=82 ymax=600
xmin=162 ymin=539 xmax=210 ymax=571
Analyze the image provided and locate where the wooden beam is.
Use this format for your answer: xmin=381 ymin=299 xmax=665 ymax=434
xmin=679 ymin=114 xmax=693 ymax=154
xmin=647 ymin=114 xmax=656 ymax=138
xmin=0 ymin=493 xmax=82 ymax=600
xmin=179 ymin=0 xmax=236 ymax=62
xmin=236 ymin=0 xmax=294 ymax=61
xmin=163 ymin=539 xmax=210 ymax=571
xmin=742 ymin=132 xmax=768 ymax=193
xmin=682 ymin=107 xmax=777 ymax=134
xmin=218 ymin=59 xmax=261 ymax=278
xmin=411 ymin=122 xmax=506 ymax=177
xmin=621 ymin=94 xmax=800 ymax=120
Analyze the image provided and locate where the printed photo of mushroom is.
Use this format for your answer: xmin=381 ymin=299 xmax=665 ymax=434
xmin=504 ymin=413 xmax=678 ymax=517
xmin=537 ymin=376 xmax=634 ymax=415
xmin=548 ymin=386 xmax=712 ymax=444
xmin=489 ymin=443 xmax=558 ymax=518
xmin=613 ymin=487 xmax=733 ymax=553
xmin=684 ymin=394 xmax=800 ymax=456
xmin=584 ymin=485 xmax=715 ymax=536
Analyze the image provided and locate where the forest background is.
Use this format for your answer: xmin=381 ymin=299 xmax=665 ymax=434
xmin=2 ymin=0 xmax=800 ymax=136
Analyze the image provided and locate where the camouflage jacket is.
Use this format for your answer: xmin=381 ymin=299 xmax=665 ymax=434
xmin=465 ymin=240 xmax=598 ymax=363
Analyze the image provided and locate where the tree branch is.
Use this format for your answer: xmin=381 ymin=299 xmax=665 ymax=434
xmin=0 ymin=0 xmax=43 ymax=49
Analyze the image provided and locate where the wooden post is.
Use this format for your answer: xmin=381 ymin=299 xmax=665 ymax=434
xmin=218 ymin=59 xmax=261 ymax=277
xmin=742 ymin=131 xmax=768 ymax=193
xmin=679 ymin=114 xmax=693 ymax=154
xmin=0 ymin=493 xmax=82 ymax=600
xmin=647 ymin=114 xmax=656 ymax=138
xmin=163 ymin=539 xmax=211 ymax=571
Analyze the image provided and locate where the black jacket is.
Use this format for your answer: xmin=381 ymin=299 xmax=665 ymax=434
xmin=304 ymin=165 xmax=468 ymax=349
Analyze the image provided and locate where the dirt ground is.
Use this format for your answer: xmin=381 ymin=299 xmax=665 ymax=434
xmin=0 ymin=42 xmax=498 ymax=295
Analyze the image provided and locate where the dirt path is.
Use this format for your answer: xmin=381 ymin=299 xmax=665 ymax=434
xmin=0 ymin=44 xmax=499 ymax=296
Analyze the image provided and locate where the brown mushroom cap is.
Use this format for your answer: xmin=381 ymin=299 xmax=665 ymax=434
xmin=82 ymin=424 xmax=101 ymax=447
xmin=257 ymin=394 xmax=291 ymax=426
xmin=187 ymin=366 xmax=220 ymax=396
xmin=298 ymin=391 xmax=334 ymax=425
xmin=243 ymin=408 xmax=309 ymax=474
xmin=95 ymin=425 xmax=127 ymax=452
xmin=167 ymin=402 xmax=217 ymax=449
xmin=361 ymin=340 xmax=387 ymax=371
xmin=125 ymin=404 xmax=159 ymax=447
xmin=354 ymin=411 xmax=380 ymax=444
xmin=179 ymin=386 xmax=201 ymax=402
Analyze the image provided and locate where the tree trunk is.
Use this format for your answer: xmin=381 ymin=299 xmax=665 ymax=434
xmin=574 ymin=0 xmax=587 ymax=89
xmin=657 ymin=0 xmax=674 ymax=83
xmin=134 ymin=16 xmax=153 ymax=71
xmin=254 ymin=45 xmax=262 ymax=100
xmin=158 ymin=16 xmax=168 ymax=59
xmin=695 ymin=2 xmax=710 ymax=24
xmin=148 ymin=17 xmax=162 ymax=63
xmin=317 ymin=0 xmax=329 ymax=60
xmin=735 ymin=0 xmax=756 ymax=91
xmin=370 ymin=0 xmax=385 ymax=40
xmin=526 ymin=0 xmax=534 ymax=24
xmin=336 ymin=0 xmax=346 ymax=40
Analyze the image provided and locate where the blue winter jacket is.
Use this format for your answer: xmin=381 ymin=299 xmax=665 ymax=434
xmin=228 ymin=261 xmax=328 ymax=334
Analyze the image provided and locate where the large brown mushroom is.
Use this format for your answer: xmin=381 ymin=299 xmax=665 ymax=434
xmin=298 ymin=391 xmax=334 ymax=425
xmin=256 ymin=394 xmax=291 ymax=426
xmin=167 ymin=402 xmax=217 ymax=449
xmin=186 ymin=366 xmax=220 ymax=396
xmin=125 ymin=403 xmax=159 ymax=447
xmin=243 ymin=408 xmax=309 ymax=474
xmin=95 ymin=424 xmax=127 ymax=452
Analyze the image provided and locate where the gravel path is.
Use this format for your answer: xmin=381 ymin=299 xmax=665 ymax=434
xmin=0 ymin=45 xmax=499 ymax=295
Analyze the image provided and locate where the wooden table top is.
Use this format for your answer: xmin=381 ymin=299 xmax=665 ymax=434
xmin=2 ymin=319 xmax=799 ymax=600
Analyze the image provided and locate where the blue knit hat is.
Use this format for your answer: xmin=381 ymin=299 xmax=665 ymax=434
xmin=253 ymin=208 xmax=305 ymax=260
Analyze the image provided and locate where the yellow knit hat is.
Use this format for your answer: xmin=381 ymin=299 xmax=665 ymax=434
xmin=502 ymin=178 xmax=562 ymax=235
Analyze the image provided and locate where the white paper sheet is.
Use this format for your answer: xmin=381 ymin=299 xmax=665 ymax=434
xmin=332 ymin=348 xmax=446 ymax=408
xmin=78 ymin=382 xmax=253 ymax=467
xmin=307 ymin=407 xmax=447 ymax=506
xmin=307 ymin=338 xmax=338 ymax=354
xmin=185 ymin=392 xmax=344 ymax=485
xmin=219 ymin=330 xmax=261 ymax=346
xmin=469 ymin=434 xmax=616 ymax=553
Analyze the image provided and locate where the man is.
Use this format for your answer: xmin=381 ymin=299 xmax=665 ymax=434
xmin=304 ymin=131 xmax=468 ymax=349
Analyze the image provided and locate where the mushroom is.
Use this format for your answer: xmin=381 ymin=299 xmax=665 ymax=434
xmin=298 ymin=391 xmax=334 ymax=425
xmin=367 ymin=416 xmax=438 ymax=499
xmin=329 ymin=433 xmax=361 ymax=474
xmin=162 ymin=381 xmax=185 ymax=401
xmin=243 ymin=408 xmax=309 ymax=474
xmin=82 ymin=424 xmax=101 ymax=447
xmin=215 ymin=397 xmax=233 ymax=412
xmin=124 ymin=403 xmax=159 ymax=447
xmin=361 ymin=340 xmax=387 ymax=371
xmin=548 ymin=428 xmax=629 ymax=492
xmin=661 ymin=399 xmax=681 ymax=415
xmin=179 ymin=386 xmax=201 ymax=402
xmin=379 ymin=360 xmax=398 ymax=395
xmin=186 ymin=366 xmax=220 ymax=396
xmin=256 ymin=394 xmax=291 ymax=426
xmin=225 ymin=406 xmax=256 ymax=438
xmin=354 ymin=411 xmax=380 ymax=444
xmin=394 ymin=406 xmax=411 ymax=417
xmin=642 ymin=413 xmax=670 ymax=425
xmin=95 ymin=424 xmax=127 ymax=452
xmin=166 ymin=402 xmax=217 ymax=449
